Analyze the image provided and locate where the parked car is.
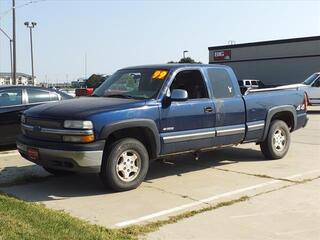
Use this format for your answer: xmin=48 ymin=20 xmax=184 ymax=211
xmin=0 ymin=86 xmax=73 ymax=146
xmin=75 ymin=88 xmax=94 ymax=97
xmin=276 ymin=73 xmax=320 ymax=105
xmin=59 ymin=89 xmax=76 ymax=97
xmin=17 ymin=64 xmax=308 ymax=191
xmin=238 ymin=79 xmax=265 ymax=94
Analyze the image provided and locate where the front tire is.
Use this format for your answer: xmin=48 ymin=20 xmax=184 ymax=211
xmin=100 ymin=138 xmax=149 ymax=191
xmin=260 ymin=120 xmax=291 ymax=159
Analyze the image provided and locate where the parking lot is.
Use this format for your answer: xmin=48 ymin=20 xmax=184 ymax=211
xmin=0 ymin=111 xmax=319 ymax=239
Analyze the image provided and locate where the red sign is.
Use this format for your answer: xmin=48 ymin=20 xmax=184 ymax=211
xmin=213 ymin=50 xmax=231 ymax=61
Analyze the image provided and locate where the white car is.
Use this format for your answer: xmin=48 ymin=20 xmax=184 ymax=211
xmin=276 ymin=73 xmax=320 ymax=105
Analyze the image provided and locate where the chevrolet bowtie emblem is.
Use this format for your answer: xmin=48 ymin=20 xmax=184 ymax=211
xmin=33 ymin=126 xmax=42 ymax=132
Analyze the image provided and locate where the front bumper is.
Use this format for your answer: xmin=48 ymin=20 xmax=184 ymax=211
xmin=17 ymin=135 xmax=105 ymax=173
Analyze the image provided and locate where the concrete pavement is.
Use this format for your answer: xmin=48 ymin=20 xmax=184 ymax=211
xmin=0 ymin=114 xmax=319 ymax=239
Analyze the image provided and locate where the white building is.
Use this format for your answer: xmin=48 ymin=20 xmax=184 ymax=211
xmin=0 ymin=72 xmax=36 ymax=86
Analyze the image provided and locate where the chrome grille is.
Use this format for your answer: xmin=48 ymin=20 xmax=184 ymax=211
xmin=23 ymin=117 xmax=63 ymax=142
xmin=26 ymin=117 xmax=63 ymax=128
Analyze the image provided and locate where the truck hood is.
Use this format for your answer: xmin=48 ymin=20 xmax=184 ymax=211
xmin=25 ymin=97 xmax=146 ymax=119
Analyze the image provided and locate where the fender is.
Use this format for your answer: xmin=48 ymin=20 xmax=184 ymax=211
xmin=99 ymin=119 xmax=161 ymax=156
xmin=261 ymin=105 xmax=297 ymax=141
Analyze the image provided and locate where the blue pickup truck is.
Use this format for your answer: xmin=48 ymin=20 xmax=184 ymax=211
xmin=17 ymin=64 xmax=308 ymax=191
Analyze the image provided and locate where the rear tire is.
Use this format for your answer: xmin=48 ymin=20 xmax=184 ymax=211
xmin=260 ymin=120 xmax=291 ymax=159
xmin=43 ymin=167 xmax=75 ymax=176
xmin=100 ymin=138 xmax=149 ymax=191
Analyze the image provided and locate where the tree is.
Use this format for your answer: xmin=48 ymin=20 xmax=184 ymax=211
xmin=85 ymin=74 xmax=108 ymax=89
xmin=168 ymin=57 xmax=202 ymax=64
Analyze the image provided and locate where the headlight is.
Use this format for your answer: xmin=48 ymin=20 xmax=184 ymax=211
xmin=64 ymin=120 xmax=93 ymax=129
xmin=21 ymin=114 xmax=26 ymax=124
xmin=63 ymin=135 xmax=95 ymax=143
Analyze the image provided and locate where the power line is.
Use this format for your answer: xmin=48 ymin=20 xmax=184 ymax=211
xmin=0 ymin=0 xmax=47 ymax=19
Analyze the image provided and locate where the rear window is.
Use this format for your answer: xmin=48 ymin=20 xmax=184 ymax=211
xmin=207 ymin=68 xmax=234 ymax=98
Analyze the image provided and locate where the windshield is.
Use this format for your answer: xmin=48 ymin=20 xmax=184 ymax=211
xmin=93 ymin=68 xmax=169 ymax=99
xmin=303 ymin=73 xmax=319 ymax=85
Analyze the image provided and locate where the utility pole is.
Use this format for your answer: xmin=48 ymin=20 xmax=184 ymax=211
xmin=12 ymin=0 xmax=16 ymax=85
xmin=24 ymin=21 xmax=37 ymax=85
xmin=85 ymin=53 xmax=87 ymax=79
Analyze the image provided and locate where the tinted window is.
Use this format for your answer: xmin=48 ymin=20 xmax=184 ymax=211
xmin=0 ymin=89 xmax=22 ymax=107
xmin=27 ymin=89 xmax=51 ymax=103
xmin=170 ymin=70 xmax=208 ymax=99
xmin=207 ymin=68 xmax=234 ymax=98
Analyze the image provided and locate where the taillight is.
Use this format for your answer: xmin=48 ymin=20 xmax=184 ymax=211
xmin=304 ymin=92 xmax=308 ymax=110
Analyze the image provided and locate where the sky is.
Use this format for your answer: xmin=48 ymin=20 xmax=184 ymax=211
xmin=0 ymin=0 xmax=319 ymax=83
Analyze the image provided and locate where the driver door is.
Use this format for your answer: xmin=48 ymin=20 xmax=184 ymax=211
xmin=0 ymin=88 xmax=26 ymax=145
xmin=159 ymin=69 xmax=216 ymax=154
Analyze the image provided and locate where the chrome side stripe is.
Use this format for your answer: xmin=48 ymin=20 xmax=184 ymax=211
xmin=162 ymin=128 xmax=216 ymax=144
xmin=216 ymin=124 xmax=245 ymax=137
xmin=247 ymin=120 xmax=265 ymax=131
xmin=162 ymin=124 xmax=247 ymax=143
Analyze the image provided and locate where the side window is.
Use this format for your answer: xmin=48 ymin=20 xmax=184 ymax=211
xmin=313 ymin=79 xmax=320 ymax=87
xmin=27 ymin=89 xmax=51 ymax=103
xmin=207 ymin=68 xmax=235 ymax=98
xmin=170 ymin=70 xmax=208 ymax=99
xmin=0 ymin=89 xmax=22 ymax=107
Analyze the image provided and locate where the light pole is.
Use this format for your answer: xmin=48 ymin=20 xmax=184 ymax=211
xmin=183 ymin=50 xmax=189 ymax=59
xmin=12 ymin=0 xmax=17 ymax=85
xmin=24 ymin=21 xmax=37 ymax=85
xmin=0 ymin=27 xmax=13 ymax=83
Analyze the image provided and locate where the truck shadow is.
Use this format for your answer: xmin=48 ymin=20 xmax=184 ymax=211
xmin=0 ymin=147 xmax=269 ymax=202
xmin=0 ymin=144 xmax=17 ymax=151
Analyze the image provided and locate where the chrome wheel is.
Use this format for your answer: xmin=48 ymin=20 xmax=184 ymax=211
xmin=272 ymin=128 xmax=287 ymax=152
xmin=116 ymin=150 xmax=141 ymax=182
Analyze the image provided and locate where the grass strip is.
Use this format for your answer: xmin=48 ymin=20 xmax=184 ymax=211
xmin=0 ymin=193 xmax=134 ymax=240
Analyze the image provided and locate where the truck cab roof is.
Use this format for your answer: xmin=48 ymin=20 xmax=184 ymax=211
xmin=119 ymin=64 xmax=227 ymax=71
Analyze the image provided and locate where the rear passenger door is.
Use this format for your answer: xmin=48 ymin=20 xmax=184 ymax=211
xmin=205 ymin=67 xmax=246 ymax=145
xmin=26 ymin=88 xmax=59 ymax=106
xmin=160 ymin=69 xmax=216 ymax=154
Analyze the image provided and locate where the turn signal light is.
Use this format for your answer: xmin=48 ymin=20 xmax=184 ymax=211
xmin=304 ymin=93 xmax=309 ymax=109
xmin=80 ymin=135 xmax=95 ymax=143
xmin=63 ymin=135 xmax=95 ymax=143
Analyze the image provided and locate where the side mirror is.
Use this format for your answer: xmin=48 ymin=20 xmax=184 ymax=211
xmin=171 ymin=89 xmax=188 ymax=101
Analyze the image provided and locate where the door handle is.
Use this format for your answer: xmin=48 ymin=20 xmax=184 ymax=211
xmin=204 ymin=107 xmax=213 ymax=113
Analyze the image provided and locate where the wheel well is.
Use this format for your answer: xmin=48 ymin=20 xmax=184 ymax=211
xmin=105 ymin=127 xmax=157 ymax=160
xmin=271 ymin=111 xmax=294 ymax=131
